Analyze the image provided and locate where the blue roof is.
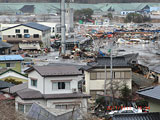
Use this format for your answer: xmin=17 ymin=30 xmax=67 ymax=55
xmin=0 ymin=55 xmax=24 ymax=61
xmin=22 ymin=22 xmax=51 ymax=31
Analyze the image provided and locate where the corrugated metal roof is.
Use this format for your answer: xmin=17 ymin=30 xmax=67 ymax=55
xmin=0 ymin=55 xmax=24 ymax=61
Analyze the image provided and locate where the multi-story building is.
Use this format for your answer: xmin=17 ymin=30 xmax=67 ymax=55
xmin=13 ymin=64 xmax=90 ymax=113
xmin=81 ymin=56 xmax=132 ymax=99
xmin=1 ymin=22 xmax=51 ymax=51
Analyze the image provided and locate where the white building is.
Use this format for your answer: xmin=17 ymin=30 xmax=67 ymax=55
xmin=121 ymin=11 xmax=135 ymax=15
xmin=1 ymin=22 xmax=51 ymax=51
xmin=81 ymin=56 xmax=132 ymax=99
xmin=12 ymin=64 xmax=90 ymax=113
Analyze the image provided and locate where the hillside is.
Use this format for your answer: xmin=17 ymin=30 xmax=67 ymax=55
xmin=1 ymin=0 xmax=160 ymax=3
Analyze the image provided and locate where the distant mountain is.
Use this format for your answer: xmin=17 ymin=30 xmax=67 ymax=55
xmin=1 ymin=0 xmax=160 ymax=3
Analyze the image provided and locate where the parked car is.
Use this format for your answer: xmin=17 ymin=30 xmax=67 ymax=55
xmin=108 ymin=107 xmax=142 ymax=115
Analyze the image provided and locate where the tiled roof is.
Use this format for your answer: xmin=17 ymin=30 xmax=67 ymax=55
xmin=81 ymin=56 xmax=131 ymax=71
xmin=112 ymin=112 xmax=160 ymax=120
xmin=0 ymin=55 xmax=24 ymax=61
xmin=43 ymin=93 xmax=90 ymax=99
xmin=0 ymin=40 xmax=12 ymax=49
xmin=149 ymin=65 xmax=160 ymax=74
xmin=17 ymin=89 xmax=43 ymax=100
xmin=17 ymin=89 xmax=90 ymax=100
xmin=19 ymin=5 xmax=34 ymax=13
xmin=1 ymin=82 xmax=28 ymax=94
xmin=137 ymin=85 xmax=160 ymax=101
xmin=25 ymin=65 xmax=82 ymax=77
xmin=22 ymin=22 xmax=51 ymax=31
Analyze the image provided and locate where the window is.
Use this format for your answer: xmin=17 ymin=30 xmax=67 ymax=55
xmin=90 ymin=71 xmax=131 ymax=80
xmin=15 ymin=29 xmax=20 ymax=33
xmin=12 ymin=35 xmax=15 ymax=38
xmin=24 ymin=29 xmax=29 ymax=33
xmin=55 ymin=104 xmax=80 ymax=109
xmin=6 ymin=63 xmax=15 ymax=68
xmin=90 ymin=72 xmax=97 ymax=80
xmin=8 ymin=35 xmax=11 ymax=38
xmin=52 ymin=27 xmax=55 ymax=32
xmin=25 ymin=104 xmax=32 ymax=113
xmin=24 ymin=34 xmax=30 ymax=38
xmin=16 ymin=34 xmax=22 ymax=38
xmin=33 ymin=34 xmax=39 ymax=38
xmin=57 ymin=27 xmax=61 ymax=33
xmin=52 ymin=82 xmax=70 ymax=90
xmin=31 ymin=79 xmax=37 ymax=87
xmin=58 ymin=82 xmax=65 ymax=89
xmin=124 ymin=71 xmax=131 ymax=78
xmin=18 ymin=103 xmax=24 ymax=113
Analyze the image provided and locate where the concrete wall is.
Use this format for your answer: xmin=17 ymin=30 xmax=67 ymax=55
xmin=149 ymin=100 xmax=160 ymax=112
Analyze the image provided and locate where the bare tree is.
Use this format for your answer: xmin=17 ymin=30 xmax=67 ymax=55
xmin=0 ymin=100 xmax=28 ymax=120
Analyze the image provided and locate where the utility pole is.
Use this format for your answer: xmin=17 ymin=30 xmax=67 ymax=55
xmin=110 ymin=38 xmax=115 ymax=108
xmin=104 ymin=64 xmax=107 ymax=96
xmin=61 ymin=0 xmax=66 ymax=55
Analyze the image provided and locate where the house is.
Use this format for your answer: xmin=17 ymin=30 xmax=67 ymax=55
xmin=27 ymin=103 xmax=82 ymax=120
xmin=81 ymin=56 xmax=132 ymax=99
xmin=0 ymin=40 xmax=12 ymax=55
xmin=112 ymin=112 xmax=160 ymax=120
xmin=1 ymin=22 xmax=51 ymax=52
xmin=149 ymin=65 xmax=160 ymax=83
xmin=0 ymin=69 xmax=28 ymax=83
xmin=11 ymin=64 xmax=90 ymax=113
xmin=0 ymin=55 xmax=24 ymax=73
xmin=137 ymin=86 xmax=160 ymax=112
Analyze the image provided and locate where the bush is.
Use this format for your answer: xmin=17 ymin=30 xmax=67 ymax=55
xmin=124 ymin=13 xmax=151 ymax=23
xmin=4 ymin=78 xmax=22 ymax=85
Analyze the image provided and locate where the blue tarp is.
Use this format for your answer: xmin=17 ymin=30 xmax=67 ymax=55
xmin=0 ymin=55 xmax=24 ymax=61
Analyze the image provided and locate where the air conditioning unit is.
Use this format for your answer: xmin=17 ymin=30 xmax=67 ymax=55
xmin=72 ymin=88 xmax=77 ymax=93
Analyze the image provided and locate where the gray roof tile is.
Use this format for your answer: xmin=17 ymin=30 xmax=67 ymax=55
xmin=113 ymin=112 xmax=160 ymax=120
xmin=25 ymin=65 xmax=82 ymax=77
xmin=22 ymin=22 xmax=50 ymax=31
xmin=137 ymin=85 xmax=160 ymax=101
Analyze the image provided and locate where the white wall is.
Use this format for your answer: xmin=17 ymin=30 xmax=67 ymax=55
xmin=28 ymin=70 xmax=44 ymax=94
xmin=44 ymin=75 xmax=82 ymax=94
xmin=0 ymin=70 xmax=28 ymax=82
xmin=28 ymin=69 xmax=83 ymax=94
xmin=2 ymin=25 xmax=42 ymax=36
xmin=15 ymin=96 xmax=88 ymax=112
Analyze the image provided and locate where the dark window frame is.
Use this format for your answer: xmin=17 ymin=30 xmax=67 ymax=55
xmin=15 ymin=29 xmax=20 ymax=33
